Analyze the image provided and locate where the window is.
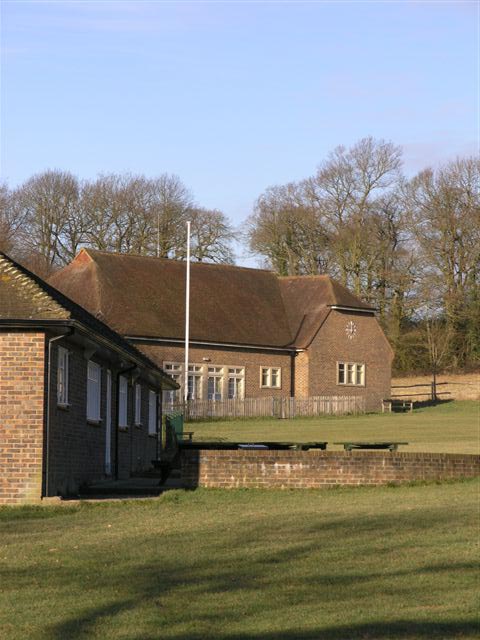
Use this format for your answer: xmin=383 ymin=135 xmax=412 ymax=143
xmin=164 ymin=363 xmax=182 ymax=404
xmin=119 ymin=375 xmax=128 ymax=426
xmin=188 ymin=365 xmax=202 ymax=400
xmin=57 ymin=346 xmax=69 ymax=405
xmin=87 ymin=361 xmax=101 ymax=421
xmin=208 ymin=367 xmax=223 ymax=400
xmin=134 ymin=383 xmax=142 ymax=425
xmin=260 ymin=367 xmax=281 ymax=389
xmin=148 ymin=390 xmax=157 ymax=435
xmin=337 ymin=362 xmax=365 ymax=386
xmin=228 ymin=367 xmax=244 ymax=399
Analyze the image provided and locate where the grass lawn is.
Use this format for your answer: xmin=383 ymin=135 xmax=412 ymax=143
xmin=0 ymin=480 xmax=479 ymax=639
xmin=187 ymin=401 xmax=480 ymax=454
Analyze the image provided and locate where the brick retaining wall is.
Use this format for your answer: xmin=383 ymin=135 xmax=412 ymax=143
xmin=181 ymin=449 xmax=480 ymax=489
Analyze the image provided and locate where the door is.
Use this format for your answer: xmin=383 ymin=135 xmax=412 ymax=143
xmin=105 ymin=370 xmax=112 ymax=475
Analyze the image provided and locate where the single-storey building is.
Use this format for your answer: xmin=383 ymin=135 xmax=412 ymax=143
xmin=49 ymin=249 xmax=393 ymax=412
xmin=0 ymin=252 xmax=177 ymax=504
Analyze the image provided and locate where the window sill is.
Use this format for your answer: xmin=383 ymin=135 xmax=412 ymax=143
xmin=57 ymin=403 xmax=70 ymax=411
xmin=148 ymin=433 xmax=157 ymax=438
xmin=134 ymin=423 xmax=143 ymax=429
xmin=87 ymin=418 xmax=102 ymax=426
xmin=119 ymin=425 xmax=129 ymax=432
xmin=337 ymin=384 xmax=365 ymax=388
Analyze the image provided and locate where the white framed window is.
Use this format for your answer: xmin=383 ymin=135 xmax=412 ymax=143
xmin=228 ymin=367 xmax=244 ymax=399
xmin=260 ymin=367 xmax=281 ymax=389
xmin=337 ymin=362 xmax=365 ymax=386
xmin=134 ymin=383 xmax=142 ymax=425
xmin=119 ymin=375 xmax=128 ymax=427
xmin=148 ymin=390 xmax=157 ymax=435
xmin=208 ymin=366 xmax=224 ymax=401
xmin=188 ymin=364 xmax=203 ymax=400
xmin=164 ymin=363 xmax=182 ymax=404
xmin=57 ymin=346 xmax=69 ymax=405
xmin=87 ymin=361 xmax=101 ymax=421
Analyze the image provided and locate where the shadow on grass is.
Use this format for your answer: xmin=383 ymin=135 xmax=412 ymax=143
xmin=2 ymin=499 xmax=477 ymax=640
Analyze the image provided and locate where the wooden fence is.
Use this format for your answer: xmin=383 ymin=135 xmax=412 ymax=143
xmin=391 ymin=382 xmax=451 ymax=401
xmin=164 ymin=395 xmax=366 ymax=421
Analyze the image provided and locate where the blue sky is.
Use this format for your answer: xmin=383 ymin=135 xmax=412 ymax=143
xmin=1 ymin=1 xmax=478 ymax=261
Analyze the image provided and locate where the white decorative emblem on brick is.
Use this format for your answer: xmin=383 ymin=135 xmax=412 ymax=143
xmin=345 ymin=321 xmax=357 ymax=339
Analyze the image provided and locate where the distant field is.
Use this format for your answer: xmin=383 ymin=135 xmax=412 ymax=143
xmin=1 ymin=481 xmax=479 ymax=639
xmin=188 ymin=401 xmax=479 ymax=454
xmin=392 ymin=372 xmax=479 ymax=402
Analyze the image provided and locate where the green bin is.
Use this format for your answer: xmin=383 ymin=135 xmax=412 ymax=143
xmin=165 ymin=412 xmax=184 ymax=440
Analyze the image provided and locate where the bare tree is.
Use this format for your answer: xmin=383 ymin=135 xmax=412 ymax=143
xmin=80 ymin=174 xmax=155 ymax=254
xmin=12 ymin=170 xmax=81 ymax=271
xmin=149 ymin=174 xmax=193 ymax=258
xmin=304 ymin=137 xmax=403 ymax=295
xmin=406 ymin=157 xmax=480 ymax=366
xmin=186 ymin=207 xmax=235 ymax=263
xmin=247 ymin=182 xmax=329 ymax=276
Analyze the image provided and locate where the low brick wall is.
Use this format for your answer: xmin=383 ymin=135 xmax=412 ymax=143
xmin=181 ymin=449 xmax=480 ymax=489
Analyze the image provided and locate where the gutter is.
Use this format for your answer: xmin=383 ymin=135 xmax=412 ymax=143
xmin=125 ymin=335 xmax=297 ymax=353
xmin=328 ymin=305 xmax=376 ymax=313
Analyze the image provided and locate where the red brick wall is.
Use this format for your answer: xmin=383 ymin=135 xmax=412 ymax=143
xmin=307 ymin=310 xmax=392 ymax=411
xmin=138 ymin=342 xmax=292 ymax=399
xmin=0 ymin=331 xmax=45 ymax=504
xmin=182 ymin=449 xmax=480 ymax=489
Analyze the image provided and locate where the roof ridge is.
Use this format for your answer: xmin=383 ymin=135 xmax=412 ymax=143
xmin=84 ymin=248 xmax=273 ymax=274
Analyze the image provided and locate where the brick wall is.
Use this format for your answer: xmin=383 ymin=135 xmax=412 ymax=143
xmin=308 ymin=310 xmax=392 ymax=411
xmin=294 ymin=350 xmax=309 ymax=397
xmin=48 ymin=339 xmax=158 ymax=496
xmin=138 ymin=342 xmax=292 ymax=399
xmin=182 ymin=449 xmax=480 ymax=489
xmin=0 ymin=331 xmax=45 ymax=504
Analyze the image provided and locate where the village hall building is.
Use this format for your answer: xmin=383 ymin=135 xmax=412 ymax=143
xmin=50 ymin=249 xmax=393 ymax=413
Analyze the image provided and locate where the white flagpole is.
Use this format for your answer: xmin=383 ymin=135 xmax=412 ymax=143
xmin=184 ymin=221 xmax=191 ymax=403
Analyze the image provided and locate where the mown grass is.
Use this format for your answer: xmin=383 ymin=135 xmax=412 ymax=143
xmin=1 ymin=480 xmax=479 ymax=639
xmin=188 ymin=400 xmax=480 ymax=454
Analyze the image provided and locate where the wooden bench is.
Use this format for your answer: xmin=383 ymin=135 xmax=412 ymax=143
xmin=334 ymin=441 xmax=409 ymax=452
xmin=382 ymin=399 xmax=413 ymax=413
xmin=179 ymin=431 xmax=195 ymax=442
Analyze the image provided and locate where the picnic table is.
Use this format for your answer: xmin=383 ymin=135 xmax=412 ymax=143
xmin=334 ymin=441 xmax=409 ymax=452
xmin=382 ymin=399 xmax=413 ymax=413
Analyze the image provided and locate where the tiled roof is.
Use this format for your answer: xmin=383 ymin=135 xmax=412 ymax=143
xmin=49 ymin=249 xmax=375 ymax=350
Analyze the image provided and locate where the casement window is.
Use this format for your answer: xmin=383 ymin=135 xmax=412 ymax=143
xmin=228 ymin=367 xmax=244 ymax=399
xmin=87 ymin=361 xmax=101 ymax=421
xmin=119 ymin=375 xmax=128 ymax=427
xmin=164 ymin=363 xmax=182 ymax=404
xmin=260 ymin=367 xmax=281 ymax=389
xmin=57 ymin=346 xmax=69 ymax=405
xmin=148 ymin=390 xmax=157 ymax=435
xmin=187 ymin=365 xmax=203 ymax=400
xmin=134 ymin=383 xmax=142 ymax=425
xmin=207 ymin=366 xmax=224 ymax=401
xmin=337 ymin=362 xmax=365 ymax=386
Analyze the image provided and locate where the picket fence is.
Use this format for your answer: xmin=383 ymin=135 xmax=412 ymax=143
xmin=164 ymin=395 xmax=365 ymax=420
